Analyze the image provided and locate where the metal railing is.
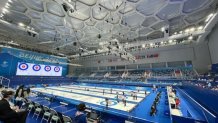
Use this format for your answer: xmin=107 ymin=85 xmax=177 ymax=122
xmin=0 ymin=76 xmax=10 ymax=88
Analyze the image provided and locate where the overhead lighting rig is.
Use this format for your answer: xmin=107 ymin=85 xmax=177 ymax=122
xmin=69 ymin=39 xmax=136 ymax=62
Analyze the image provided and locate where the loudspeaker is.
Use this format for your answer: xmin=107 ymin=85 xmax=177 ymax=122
xmin=165 ymin=29 xmax=169 ymax=34
xmin=98 ymin=34 xmax=101 ymax=39
xmin=27 ymin=31 xmax=31 ymax=36
xmin=73 ymin=42 xmax=77 ymax=46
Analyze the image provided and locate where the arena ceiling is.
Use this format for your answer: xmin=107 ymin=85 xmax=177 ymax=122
xmin=0 ymin=0 xmax=218 ymax=56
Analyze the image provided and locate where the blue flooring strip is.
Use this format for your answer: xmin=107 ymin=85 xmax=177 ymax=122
xmin=131 ymin=90 xmax=171 ymax=123
xmin=176 ymin=89 xmax=206 ymax=121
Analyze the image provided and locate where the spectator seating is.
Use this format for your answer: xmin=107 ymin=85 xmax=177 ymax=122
xmin=76 ymin=67 xmax=197 ymax=83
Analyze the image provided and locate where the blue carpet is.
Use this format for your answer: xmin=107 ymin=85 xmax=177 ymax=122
xmin=130 ymin=89 xmax=171 ymax=123
xmin=176 ymin=89 xmax=206 ymax=121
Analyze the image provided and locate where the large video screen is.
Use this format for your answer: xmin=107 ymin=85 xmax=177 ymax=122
xmin=16 ymin=62 xmax=62 ymax=76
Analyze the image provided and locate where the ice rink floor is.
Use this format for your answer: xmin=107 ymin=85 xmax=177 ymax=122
xmin=32 ymin=84 xmax=150 ymax=112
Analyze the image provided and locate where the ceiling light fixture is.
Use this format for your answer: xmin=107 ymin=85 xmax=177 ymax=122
xmin=190 ymin=27 xmax=195 ymax=32
xmin=18 ymin=22 xmax=25 ymax=27
xmin=188 ymin=36 xmax=193 ymax=40
xmin=5 ymin=3 xmax=10 ymax=8
xmin=198 ymin=26 xmax=203 ymax=30
xmin=5 ymin=5 xmax=9 ymax=9
xmin=161 ymin=27 xmax=165 ymax=32
xmin=142 ymin=44 xmax=145 ymax=48
xmin=2 ymin=8 xmax=9 ymax=13
xmin=205 ymin=13 xmax=214 ymax=22
xmin=184 ymin=28 xmax=190 ymax=33
xmin=6 ymin=3 xmax=10 ymax=6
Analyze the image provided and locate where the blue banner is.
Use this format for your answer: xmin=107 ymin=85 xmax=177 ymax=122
xmin=0 ymin=47 xmax=68 ymax=76
xmin=1 ymin=47 xmax=67 ymax=63
xmin=211 ymin=64 xmax=218 ymax=73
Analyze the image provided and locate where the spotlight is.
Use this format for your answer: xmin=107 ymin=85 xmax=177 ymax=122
xmin=27 ymin=31 xmax=31 ymax=36
xmin=165 ymin=29 xmax=169 ymax=33
xmin=70 ymin=9 xmax=74 ymax=13
xmin=62 ymin=4 xmax=69 ymax=12
xmin=97 ymin=34 xmax=101 ymax=39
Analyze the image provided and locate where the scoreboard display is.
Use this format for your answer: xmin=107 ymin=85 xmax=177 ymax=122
xmin=16 ymin=62 xmax=62 ymax=76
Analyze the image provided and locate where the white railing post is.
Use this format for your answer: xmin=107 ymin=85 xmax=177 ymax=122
xmin=0 ymin=76 xmax=3 ymax=85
